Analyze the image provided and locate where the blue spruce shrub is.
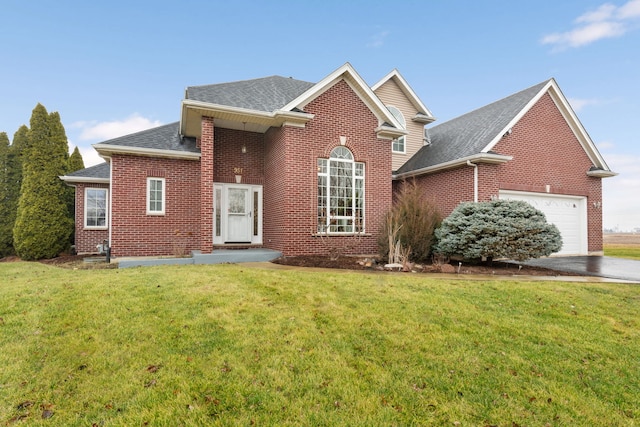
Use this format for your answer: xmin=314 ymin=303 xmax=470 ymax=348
xmin=435 ymin=200 xmax=562 ymax=262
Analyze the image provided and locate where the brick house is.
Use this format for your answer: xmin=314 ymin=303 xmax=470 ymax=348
xmin=61 ymin=63 xmax=615 ymax=258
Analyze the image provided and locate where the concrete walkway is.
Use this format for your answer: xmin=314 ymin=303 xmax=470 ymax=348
xmin=116 ymin=248 xmax=282 ymax=268
xmin=522 ymin=256 xmax=640 ymax=283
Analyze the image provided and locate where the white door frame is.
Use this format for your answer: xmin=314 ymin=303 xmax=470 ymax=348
xmin=213 ymin=183 xmax=263 ymax=245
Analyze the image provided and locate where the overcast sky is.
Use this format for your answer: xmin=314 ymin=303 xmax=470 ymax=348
xmin=1 ymin=0 xmax=638 ymax=231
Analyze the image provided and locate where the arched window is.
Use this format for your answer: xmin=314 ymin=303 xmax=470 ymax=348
xmin=317 ymin=146 xmax=365 ymax=233
xmin=388 ymin=105 xmax=406 ymax=153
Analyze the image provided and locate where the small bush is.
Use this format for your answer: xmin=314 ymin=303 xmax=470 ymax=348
xmin=435 ymin=199 xmax=562 ymax=262
xmin=378 ymin=180 xmax=442 ymax=263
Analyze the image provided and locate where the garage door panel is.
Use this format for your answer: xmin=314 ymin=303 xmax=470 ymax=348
xmin=499 ymin=191 xmax=587 ymax=255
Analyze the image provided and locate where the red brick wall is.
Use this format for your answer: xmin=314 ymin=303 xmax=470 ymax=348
xmin=410 ymin=167 xmax=476 ymax=216
xmin=263 ymin=79 xmax=393 ymax=256
xmin=73 ymin=183 xmax=110 ymax=254
xmin=110 ymin=155 xmax=201 ymax=257
xmin=214 ymin=128 xmax=265 ymax=185
xmin=411 ymin=92 xmax=603 ymax=252
xmin=200 ymin=117 xmax=214 ymax=253
xmin=491 ymin=92 xmax=603 ymax=251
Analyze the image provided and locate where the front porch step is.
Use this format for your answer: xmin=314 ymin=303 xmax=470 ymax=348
xmin=117 ymin=248 xmax=282 ymax=268
xmin=192 ymin=248 xmax=281 ymax=264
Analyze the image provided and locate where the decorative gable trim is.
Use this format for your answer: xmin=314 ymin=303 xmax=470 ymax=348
xmin=282 ymin=63 xmax=406 ymax=139
xmin=372 ymin=69 xmax=436 ymax=123
xmin=481 ymin=78 xmax=612 ymax=173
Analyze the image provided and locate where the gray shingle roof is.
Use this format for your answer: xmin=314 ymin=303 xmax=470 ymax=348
xmin=97 ymin=122 xmax=198 ymax=153
xmin=65 ymin=162 xmax=110 ymax=179
xmin=186 ymin=76 xmax=315 ymax=112
xmin=396 ymin=80 xmax=550 ymax=174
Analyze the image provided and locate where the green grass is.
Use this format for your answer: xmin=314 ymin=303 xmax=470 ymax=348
xmin=604 ymin=244 xmax=640 ymax=260
xmin=1 ymin=262 xmax=639 ymax=426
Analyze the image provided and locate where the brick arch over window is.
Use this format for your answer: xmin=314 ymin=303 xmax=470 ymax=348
xmin=317 ymin=146 xmax=365 ymax=234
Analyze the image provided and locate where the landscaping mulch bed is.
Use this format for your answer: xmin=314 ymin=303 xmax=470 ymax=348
xmin=272 ymin=255 xmax=578 ymax=276
xmin=2 ymin=253 xmax=577 ymax=276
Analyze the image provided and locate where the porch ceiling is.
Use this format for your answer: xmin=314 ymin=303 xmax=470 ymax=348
xmin=181 ymin=101 xmax=314 ymax=138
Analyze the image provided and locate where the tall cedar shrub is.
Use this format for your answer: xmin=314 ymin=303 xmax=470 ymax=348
xmin=0 ymin=132 xmax=12 ymax=256
xmin=68 ymin=146 xmax=85 ymax=172
xmin=0 ymin=126 xmax=29 ymax=256
xmin=378 ymin=179 xmax=442 ymax=262
xmin=435 ymin=199 xmax=563 ymax=262
xmin=13 ymin=104 xmax=73 ymax=260
xmin=65 ymin=146 xmax=85 ymax=245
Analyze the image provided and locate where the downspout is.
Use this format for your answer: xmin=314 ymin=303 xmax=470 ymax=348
xmin=466 ymin=160 xmax=478 ymax=203
xmin=108 ymin=159 xmax=113 ymax=256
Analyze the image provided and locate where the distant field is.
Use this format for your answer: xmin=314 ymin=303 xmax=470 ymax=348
xmin=604 ymin=233 xmax=640 ymax=246
xmin=603 ymin=233 xmax=640 ymax=259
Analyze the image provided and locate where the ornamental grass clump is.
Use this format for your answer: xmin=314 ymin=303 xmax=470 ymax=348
xmin=378 ymin=179 xmax=442 ymax=263
xmin=435 ymin=199 xmax=562 ymax=262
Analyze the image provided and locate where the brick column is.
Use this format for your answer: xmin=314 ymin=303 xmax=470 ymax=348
xmin=200 ymin=116 xmax=215 ymax=253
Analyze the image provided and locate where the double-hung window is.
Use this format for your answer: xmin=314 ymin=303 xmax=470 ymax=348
xmin=317 ymin=146 xmax=364 ymax=233
xmin=388 ymin=105 xmax=406 ymax=153
xmin=85 ymin=188 xmax=108 ymax=228
xmin=147 ymin=177 xmax=165 ymax=215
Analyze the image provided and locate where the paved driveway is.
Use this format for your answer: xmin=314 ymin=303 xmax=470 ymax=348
xmin=523 ymin=256 xmax=640 ymax=283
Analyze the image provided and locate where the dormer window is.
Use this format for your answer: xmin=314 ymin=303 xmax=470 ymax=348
xmin=388 ymin=105 xmax=406 ymax=153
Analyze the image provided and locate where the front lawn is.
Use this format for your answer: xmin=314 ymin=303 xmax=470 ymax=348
xmin=604 ymin=244 xmax=640 ymax=260
xmin=1 ymin=262 xmax=638 ymax=426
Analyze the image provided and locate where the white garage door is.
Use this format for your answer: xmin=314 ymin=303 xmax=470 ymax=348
xmin=499 ymin=191 xmax=587 ymax=255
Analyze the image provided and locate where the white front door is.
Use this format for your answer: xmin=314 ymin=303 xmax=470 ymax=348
xmin=226 ymin=186 xmax=251 ymax=242
xmin=213 ymin=183 xmax=262 ymax=245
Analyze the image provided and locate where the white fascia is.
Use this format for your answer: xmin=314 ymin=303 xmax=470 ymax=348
xmin=180 ymin=99 xmax=314 ymax=134
xmin=376 ymin=125 xmax=408 ymax=140
xmin=587 ymin=169 xmax=617 ymax=178
xmin=393 ymin=152 xmax=512 ymax=180
xmin=481 ymin=78 xmax=613 ymax=173
xmin=59 ymin=175 xmax=110 ymax=185
xmin=281 ymin=62 xmax=404 ymax=131
xmin=92 ymin=143 xmax=202 ymax=161
xmin=372 ymin=69 xmax=436 ymax=123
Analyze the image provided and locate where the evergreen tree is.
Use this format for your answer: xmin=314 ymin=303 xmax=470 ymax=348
xmin=68 ymin=146 xmax=85 ymax=172
xmin=0 ymin=126 xmax=29 ymax=256
xmin=13 ymin=104 xmax=73 ymax=260
xmin=64 ymin=146 xmax=85 ymax=244
xmin=0 ymin=132 xmax=12 ymax=256
xmin=435 ymin=200 xmax=562 ymax=262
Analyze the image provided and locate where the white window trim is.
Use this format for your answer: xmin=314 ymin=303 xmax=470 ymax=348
xmin=84 ymin=187 xmax=108 ymax=229
xmin=388 ymin=105 xmax=407 ymax=154
xmin=147 ymin=177 xmax=166 ymax=215
xmin=317 ymin=147 xmax=365 ymax=235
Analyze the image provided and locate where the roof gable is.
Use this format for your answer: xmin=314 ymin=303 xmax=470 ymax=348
xmin=396 ymin=79 xmax=614 ymax=177
xmin=281 ymin=63 xmax=406 ymax=137
xmin=372 ymin=69 xmax=435 ymax=123
xmin=180 ymin=63 xmax=406 ymax=139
